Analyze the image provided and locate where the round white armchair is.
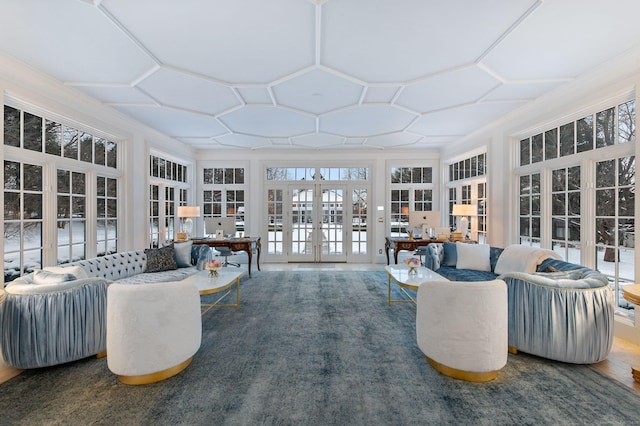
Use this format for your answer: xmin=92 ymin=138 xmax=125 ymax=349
xmin=107 ymin=280 xmax=202 ymax=385
xmin=416 ymin=279 xmax=508 ymax=382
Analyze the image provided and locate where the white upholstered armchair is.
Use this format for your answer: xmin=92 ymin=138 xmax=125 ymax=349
xmin=416 ymin=279 xmax=508 ymax=382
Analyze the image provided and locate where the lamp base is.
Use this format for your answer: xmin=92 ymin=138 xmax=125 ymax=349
xmin=176 ymin=232 xmax=188 ymax=242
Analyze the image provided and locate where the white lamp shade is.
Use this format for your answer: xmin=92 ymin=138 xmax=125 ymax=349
xmin=452 ymin=204 xmax=477 ymax=217
xmin=177 ymin=206 xmax=200 ymax=218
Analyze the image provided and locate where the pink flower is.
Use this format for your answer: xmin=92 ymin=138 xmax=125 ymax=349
xmin=205 ymin=259 xmax=222 ymax=270
xmin=404 ymin=257 xmax=421 ymax=268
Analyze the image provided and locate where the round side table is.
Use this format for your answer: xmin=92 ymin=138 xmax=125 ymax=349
xmin=622 ymin=284 xmax=640 ymax=383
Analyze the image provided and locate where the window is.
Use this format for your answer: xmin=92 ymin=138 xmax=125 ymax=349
xmin=551 ymin=166 xmax=581 ymax=263
xmin=202 ymin=167 xmax=246 ymax=236
xmin=3 ymin=103 xmax=121 ymax=281
xmin=447 ymin=153 xmax=487 ymax=238
xmin=450 ymin=153 xmax=486 ymax=180
xmin=519 ymin=173 xmax=541 ymax=247
xmin=57 ymin=169 xmax=86 ymax=263
xmin=520 ymin=100 xmax=635 ymax=165
xmin=389 ymin=166 xmax=434 ymax=236
xmin=477 ymin=182 xmax=487 ymax=244
xmin=596 ymin=156 xmax=635 ymax=311
xmin=97 ymin=176 xmax=117 ymax=256
xmin=150 ymin=155 xmax=187 ymax=182
xmin=149 ymin=185 xmax=160 ymax=248
xmin=516 ymin=98 xmax=635 ymax=315
xmin=148 ymin=155 xmax=190 ymax=246
xmin=4 ymin=161 xmax=43 ymax=282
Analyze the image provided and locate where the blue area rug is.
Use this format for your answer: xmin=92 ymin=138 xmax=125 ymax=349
xmin=1 ymin=270 xmax=639 ymax=425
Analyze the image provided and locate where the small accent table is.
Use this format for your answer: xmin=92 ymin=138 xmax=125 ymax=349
xmin=622 ymin=284 xmax=640 ymax=383
xmin=181 ymin=270 xmax=244 ymax=316
xmin=384 ymin=265 xmax=448 ymax=305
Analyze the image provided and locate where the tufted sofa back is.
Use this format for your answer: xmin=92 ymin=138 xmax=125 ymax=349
xmin=68 ymin=251 xmax=147 ymax=281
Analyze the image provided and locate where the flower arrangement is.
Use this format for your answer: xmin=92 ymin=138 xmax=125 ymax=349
xmin=404 ymin=257 xmax=421 ymax=274
xmin=205 ymin=259 xmax=222 ymax=277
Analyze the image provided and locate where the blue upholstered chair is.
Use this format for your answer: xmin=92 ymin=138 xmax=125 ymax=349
xmin=0 ymin=266 xmax=108 ymax=369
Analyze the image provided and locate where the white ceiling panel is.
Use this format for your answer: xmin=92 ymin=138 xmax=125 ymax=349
xmin=365 ymin=132 xmax=423 ymax=149
xmin=320 ymin=105 xmax=417 ymax=137
xmin=396 ymin=67 xmax=501 ymax=113
xmin=102 ymin=0 xmax=315 ymax=83
xmin=483 ymin=80 xmax=566 ymax=102
xmin=0 ymin=0 xmax=155 ymax=83
xmin=113 ymin=106 xmax=228 ymax=138
xmin=484 ymin=0 xmax=640 ymax=80
xmin=321 ymin=0 xmax=536 ymax=82
xmin=236 ymin=88 xmax=274 ymax=105
xmin=219 ymin=106 xmax=316 ymax=138
xmin=362 ymin=87 xmax=401 ymax=104
xmin=0 ymin=0 xmax=638 ymax=150
xmin=137 ymin=68 xmax=240 ymax=115
xmin=72 ymin=85 xmax=156 ymax=105
xmin=292 ymin=133 xmax=344 ymax=148
xmin=273 ymin=69 xmax=363 ymax=114
xmin=215 ymin=134 xmax=271 ymax=149
xmin=409 ymin=101 xmax=526 ymax=135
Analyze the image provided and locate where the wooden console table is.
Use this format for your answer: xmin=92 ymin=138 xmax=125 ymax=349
xmin=191 ymin=236 xmax=261 ymax=278
xmin=385 ymin=237 xmax=448 ymax=265
xmin=385 ymin=237 xmax=477 ymax=265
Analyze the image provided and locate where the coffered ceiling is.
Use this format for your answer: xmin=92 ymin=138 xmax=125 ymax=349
xmin=1 ymin=0 xmax=640 ymax=151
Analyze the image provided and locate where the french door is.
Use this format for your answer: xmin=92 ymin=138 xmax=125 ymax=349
xmin=289 ymin=184 xmax=347 ymax=262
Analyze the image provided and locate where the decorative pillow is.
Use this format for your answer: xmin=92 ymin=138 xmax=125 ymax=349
xmin=145 ymin=246 xmax=177 ymax=273
xmin=532 ymin=270 xmax=584 ymax=280
xmin=43 ymin=265 xmax=89 ymax=280
xmin=173 ymin=240 xmax=193 ymax=268
xmin=32 ymin=269 xmax=77 ymax=284
xmin=455 ymin=243 xmax=491 ymax=272
xmin=441 ymin=242 xmax=457 ymax=267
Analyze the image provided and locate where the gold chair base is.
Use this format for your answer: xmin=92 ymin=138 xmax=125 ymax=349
xmin=117 ymin=357 xmax=193 ymax=385
xmin=426 ymin=356 xmax=499 ymax=382
xmin=96 ymin=350 xmax=107 ymax=359
xmin=508 ymin=346 xmax=518 ymax=355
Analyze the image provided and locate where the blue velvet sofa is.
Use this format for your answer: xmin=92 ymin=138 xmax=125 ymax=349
xmin=0 ymin=243 xmax=211 ymax=369
xmin=423 ymin=243 xmax=614 ymax=364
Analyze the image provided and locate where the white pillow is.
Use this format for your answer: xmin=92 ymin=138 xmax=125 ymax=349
xmin=455 ymin=243 xmax=491 ymax=272
xmin=44 ymin=265 xmax=89 ymax=280
xmin=32 ymin=269 xmax=77 ymax=284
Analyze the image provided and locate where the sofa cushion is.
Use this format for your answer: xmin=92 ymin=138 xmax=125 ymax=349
xmin=173 ymin=241 xmax=193 ymax=268
xmin=442 ymin=242 xmax=457 ymax=266
xmin=456 ymin=243 xmax=491 ymax=271
xmin=145 ymin=246 xmax=177 ymax=273
xmin=436 ymin=266 xmax=498 ymax=282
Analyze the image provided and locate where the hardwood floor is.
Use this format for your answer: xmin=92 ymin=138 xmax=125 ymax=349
xmin=593 ymin=337 xmax=640 ymax=393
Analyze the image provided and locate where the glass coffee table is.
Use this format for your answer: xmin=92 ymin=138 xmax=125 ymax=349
xmin=384 ymin=265 xmax=449 ymax=305
xmin=181 ymin=269 xmax=245 ymax=315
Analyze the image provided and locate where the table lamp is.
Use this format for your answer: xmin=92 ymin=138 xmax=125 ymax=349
xmin=452 ymin=204 xmax=477 ymax=239
xmin=177 ymin=206 xmax=200 ymax=240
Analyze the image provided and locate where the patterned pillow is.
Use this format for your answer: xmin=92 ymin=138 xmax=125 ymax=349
xmin=145 ymin=245 xmax=177 ymax=273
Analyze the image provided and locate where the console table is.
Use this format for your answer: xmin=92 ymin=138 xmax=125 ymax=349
xmin=191 ymin=236 xmax=261 ymax=278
